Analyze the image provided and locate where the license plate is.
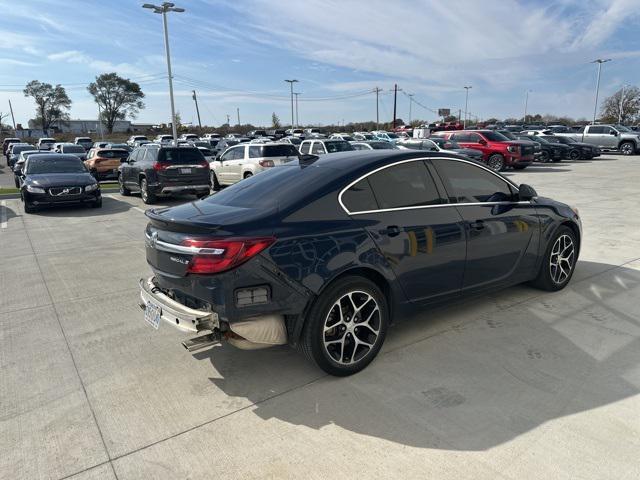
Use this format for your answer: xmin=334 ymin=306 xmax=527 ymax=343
xmin=180 ymin=168 xmax=192 ymax=174
xmin=144 ymin=301 xmax=162 ymax=329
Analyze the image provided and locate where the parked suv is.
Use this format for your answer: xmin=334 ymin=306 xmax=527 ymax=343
xmin=127 ymin=135 xmax=148 ymax=147
xmin=53 ymin=143 xmax=87 ymax=160
xmin=74 ymin=137 xmax=93 ymax=151
xmin=298 ymin=139 xmax=354 ymax=155
xmin=85 ymin=148 xmax=129 ymax=180
xmin=436 ymin=130 xmax=534 ymax=171
xmin=118 ymin=145 xmax=210 ymax=204
xmin=2 ymin=137 xmax=20 ymax=157
xmin=7 ymin=143 xmax=34 ymax=168
xmin=36 ymin=137 xmax=56 ymax=151
xmin=210 ymin=142 xmax=299 ymax=189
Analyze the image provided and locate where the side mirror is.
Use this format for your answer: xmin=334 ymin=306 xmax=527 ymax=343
xmin=610 ymin=131 xmax=618 ymax=136
xmin=518 ymin=183 xmax=537 ymax=201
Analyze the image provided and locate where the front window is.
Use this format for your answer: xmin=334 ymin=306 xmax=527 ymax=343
xmin=366 ymin=161 xmax=441 ymax=209
xmin=324 ymin=141 xmax=354 ymax=153
xmin=386 ymin=133 xmax=399 ymax=139
xmin=97 ymin=150 xmax=129 ymax=159
xmin=480 ymin=131 xmax=509 ymax=142
xmin=432 ymin=159 xmax=513 ymax=203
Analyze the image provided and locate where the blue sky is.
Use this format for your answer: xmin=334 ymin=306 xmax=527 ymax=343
xmin=1 ymin=0 xmax=639 ymax=127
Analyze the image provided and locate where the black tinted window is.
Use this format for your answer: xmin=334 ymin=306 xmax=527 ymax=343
xmin=588 ymin=126 xmax=604 ymax=134
xmin=367 ymin=161 xmax=441 ymax=209
xmin=249 ymin=144 xmax=298 ymax=158
xmin=325 ymin=141 xmax=354 ymax=153
xmin=342 ymin=179 xmax=378 ymax=212
xmin=27 ymin=157 xmax=86 ymax=174
xmin=299 ymin=142 xmax=311 ymax=154
xmin=97 ymin=150 xmax=129 ymax=159
xmin=432 ymin=159 xmax=513 ymax=203
xmin=159 ymin=148 xmax=204 ymax=164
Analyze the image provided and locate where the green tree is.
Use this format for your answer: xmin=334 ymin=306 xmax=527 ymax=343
xmin=87 ymin=73 xmax=145 ymax=133
xmin=23 ymin=80 xmax=72 ymax=132
xmin=271 ymin=112 xmax=281 ymax=128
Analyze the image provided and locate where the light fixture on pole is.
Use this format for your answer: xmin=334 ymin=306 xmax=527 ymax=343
xmin=143 ymin=2 xmax=185 ymax=144
xmin=463 ymin=86 xmax=472 ymax=128
xmin=284 ymin=79 xmax=298 ymax=129
xmin=591 ymin=58 xmax=611 ymax=125
xmin=523 ymin=90 xmax=532 ymax=124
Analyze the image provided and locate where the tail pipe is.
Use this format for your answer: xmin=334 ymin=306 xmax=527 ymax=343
xmin=182 ymin=330 xmax=222 ymax=352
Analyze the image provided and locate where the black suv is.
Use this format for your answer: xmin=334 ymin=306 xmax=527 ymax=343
xmin=118 ymin=145 xmax=210 ymax=204
xmin=517 ymin=134 xmax=569 ymax=163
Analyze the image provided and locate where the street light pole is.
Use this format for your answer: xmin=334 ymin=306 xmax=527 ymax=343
xmin=408 ymin=93 xmax=414 ymax=124
xmin=143 ymin=2 xmax=184 ymax=144
xmin=591 ymin=58 xmax=611 ymax=125
xmin=293 ymin=92 xmax=300 ymax=127
xmin=523 ymin=90 xmax=531 ymax=124
xmin=463 ymin=86 xmax=472 ymax=129
xmin=284 ymin=79 xmax=298 ymax=129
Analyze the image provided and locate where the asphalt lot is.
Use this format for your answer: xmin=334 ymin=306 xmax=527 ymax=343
xmin=1 ymin=154 xmax=639 ymax=480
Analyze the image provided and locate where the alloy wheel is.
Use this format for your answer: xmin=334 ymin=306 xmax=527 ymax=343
xmin=487 ymin=155 xmax=504 ymax=172
xmin=322 ymin=290 xmax=381 ymax=365
xmin=141 ymin=179 xmax=147 ymax=202
xmin=549 ymin=234 xmax=575 ymax=284
xmin=620 ymin=142 xmax=633 ymax=155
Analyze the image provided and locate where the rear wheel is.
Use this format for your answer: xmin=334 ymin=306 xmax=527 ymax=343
xmin=300 ymin=276 xmax=389 ymax=376
xmin=530 ymin=226 xmax=577 ymax=291
xmin=619 ymin=141 xmax=635 ymax=156
xmin=140 ymin=178 xmax=156 ymax=205
xmin=539 ymin=151 xmax=550 ymax=163
xmin=487 ymin=154 xmax=505 ymax=172
xmin=243 ymin=172 xmax=253 ymax=179
xmin=118 ymin=174 xmax=131 ymax=196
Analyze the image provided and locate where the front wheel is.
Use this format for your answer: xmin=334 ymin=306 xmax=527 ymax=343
xmin=619 ymin=141 xmax=635 ymax=156
xmin=487 ymin=154 xmax=505 ymax=172
xmin=118 ymin=174 xmax=131 ymax=196
xmin=539 ymin=151 xmax=550 ymax=163
xmin=530 ymin=226 xmax=578 ymax=291
xmin=300 ymin=276 xmax=389 ymax=376
xmin=568 ymin=149 xmax=581 ymax=160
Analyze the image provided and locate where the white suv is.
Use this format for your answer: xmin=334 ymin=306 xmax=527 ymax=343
xmin=210 ymin=142 xmax=299 ymax=189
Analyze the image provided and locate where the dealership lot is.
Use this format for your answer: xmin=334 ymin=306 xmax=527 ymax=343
xmin=1 ymin=155 xmax=639 ymax=479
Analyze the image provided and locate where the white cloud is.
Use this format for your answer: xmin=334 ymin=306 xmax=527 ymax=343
xmin=46 ymin=50 xmax=147 ymax=77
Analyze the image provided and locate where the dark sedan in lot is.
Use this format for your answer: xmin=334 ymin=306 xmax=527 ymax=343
xmin=139 ymin=151 xmax=581 ymax=376
xmin=539 ymin=135 xmax=600 ymax=159
xmin=517 ymin=134 xmax=570 ymax=162
xmin=20 ymin=154 xmax=101 ymax=213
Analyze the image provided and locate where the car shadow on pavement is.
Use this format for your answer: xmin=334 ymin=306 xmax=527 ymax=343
xmin=24 ymin=194 xmax=136 ymax=218
xmin=199 ymin=260 xmax=640 ymax=451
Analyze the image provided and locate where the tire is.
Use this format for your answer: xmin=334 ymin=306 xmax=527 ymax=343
xmin=91 ymin=198 xmax=102 ymax=208
xmin=118 ymin=174 xmax=131 ymax=196
xmin=23 ymin=195 xmax=36 ymax=214
xmin=140 ymin=178 xmax=156 ymax=205
xmin=243 ymin=172 xmax=253 ymax=179
xmin=210 ymin=171 xmax=220 ymax=191
xmin=14 ymin=177 xmax=20 ymax=188
xmin=568 ymin=149 xmax=581 ymax=160
xmin=513 ymin=165 xmax=527 ymax=170
xmin=539 ymin=151 xmax=550 ymax=163
xmin=619 ymin=141 xmax=635 ymax=156
xmin=300 ymin=276 xmax=389 ymax=376
xmin=530 ymin=226 xmax=578 ymax=292
xmin=487 ymin=154 xmax=505 ymax=172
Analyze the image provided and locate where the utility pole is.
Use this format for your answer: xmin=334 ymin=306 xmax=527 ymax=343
xmin=523 ymin=90 xmax=531 ymax=124
xmin=392 ymin=83 xmax=398 ymax=129
xmin=618 ymin=85 xmax=625 ymax=124
xmin=143 ymin=2 xmax=185 ymax=144
xmin=591 ymin=58 xmax=611 ymax=125
xmin=8 ymin=99 xmax=16 ymax=132
xmin=458 ymin=109 xmax=462 ymax=124
xmin=192 ymin=90 xmax=202 ymax=130
xmin=236 ymin=107 xmax=240 ymax=126
xmin=407 ymin=93 xmax=414 ymax=125
xmin=373 ymin=87 xmax=382 ymax=129
xmin=293 ymin=92 xmax=300 ymax=127
xmin=284 ymin=79 xmax=298 ymax=129
xmin=97 ymin=103 xmax=104 ymax=141
xmin=463 ymin=86 xmax=472 ymax=129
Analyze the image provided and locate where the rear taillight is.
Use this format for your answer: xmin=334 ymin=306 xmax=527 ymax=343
xmin=199 ymin=160 xmax=210 ymax=169
xmin=182 ymin=237 xmax=275 ymax=274
xmin=153 ymin=161 xmax=171 ymax=171
xmin=259 ymin=159 xmax=275 ymax=167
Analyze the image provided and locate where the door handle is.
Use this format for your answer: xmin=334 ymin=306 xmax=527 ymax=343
xmin=380 ymin=225 xmax=401 ymax=237
xmin=469 ymin=220 xmax=485 ymax=231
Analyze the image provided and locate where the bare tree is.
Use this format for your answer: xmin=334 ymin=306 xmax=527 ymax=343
xmin=600 ymin=86 xmax=640 ymax=124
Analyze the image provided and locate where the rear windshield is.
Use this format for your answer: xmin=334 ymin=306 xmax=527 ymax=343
xmin=97 ymin=150 xmax=129 ymax=159
xmin=27 ymin=157 xmax=86 ymax=174
xmin=40 ymin=139 xmax=55 ymax=144
xmin=248 ymin=144 xmax=299 ymax=158
xmin=324 ymin=141 xmax=354 ymax=153
xmin=13 ymin=145 xmax=34 ymax=154
xmin=158 ymin=148 xmax=204 ymax=164
xmin=108 ymin=144 xmax=128 ymax=149
xmin=370 ymin=142 xmax=396 ymax=150
xmin=63 ymin=145 xmax=86 ymax=153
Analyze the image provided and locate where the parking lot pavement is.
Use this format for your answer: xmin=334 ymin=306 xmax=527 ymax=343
xmin=1 ymin=155 xmax=639 ymax=480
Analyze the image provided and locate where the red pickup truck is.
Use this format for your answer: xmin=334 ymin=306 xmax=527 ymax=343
xmin=433 ymin=129 xmax=534 ymax=171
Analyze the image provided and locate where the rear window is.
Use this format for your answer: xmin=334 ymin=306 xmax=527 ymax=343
xmin=63 ymin=145 xmax=86 ymax=153
xmin=97 ymin=150 xmax=129 ymax=159
xmin=248 ymin=144 xmax=299 ymax=158
xmin=158 ymin=148 xmax=205 ymax=164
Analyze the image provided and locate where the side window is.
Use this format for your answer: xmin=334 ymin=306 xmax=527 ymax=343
xmin=589 ymin=126 xmax=604 ymax=134
xmin=601 ymin=126 xmax=613 ymax=134
xmin=452 ymin=133 xmax=469 ymax=142
xmin=233 ymin=147 xmax=246 ymax=160
xmin=129 ymin=149 xmax=139 ymax=162
xmin=299 ymin=142 xmax=310 ymax=154
xmin=342 ymin=178 xmax=378 ymax=213
xmin=311 ymin=142 xmax=325 ymax=154
xmin=221 ymin=147 xmax=236 ymax=161
xmin=467 ymin=133 xmax=482 ymax=143
xmin=248 ymin=146 xmax=262 ymax=158
xmin=432 ymin=159 xmax=513 ymax=203
xmin=367 ymin=161 xmax=442 ymax=209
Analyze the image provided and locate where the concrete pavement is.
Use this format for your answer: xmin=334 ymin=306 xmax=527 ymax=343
xmin=1 ymin=155 xmax=639 ymax=479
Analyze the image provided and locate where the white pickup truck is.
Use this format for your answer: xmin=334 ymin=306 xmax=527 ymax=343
xmin=538 ymin=124 xmax=640 ymax=155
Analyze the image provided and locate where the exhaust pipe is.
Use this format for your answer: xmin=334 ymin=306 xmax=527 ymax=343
xmin=182 ymin=331 xmax=221 ymax=352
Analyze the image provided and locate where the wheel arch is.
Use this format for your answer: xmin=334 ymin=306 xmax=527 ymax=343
xmin=561 ymin=220 xmax=581 ymax=253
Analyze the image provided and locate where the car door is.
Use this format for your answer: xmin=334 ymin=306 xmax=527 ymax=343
xmin=122 ymin=148 xmax=138 ymax=187
xmin=600 ymin=126 xmax=618 ymax=148
xmin=431 ymin=158 xmax=540 ymax=291
xmin=311 ymin=142 xmax=326 ymax=155
xmin=341 ymin=159 xmax=467 ymax=303
xmin=218 ymin=146 xmax=242 ymax=184
xmin=228 ymin=145 xmax=247 ymax=182
xmin=584 ymin=126 xmax=607 ymax=148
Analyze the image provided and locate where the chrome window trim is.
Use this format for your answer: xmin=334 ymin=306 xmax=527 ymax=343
xmin=144 ymin=231 xmax=224 ymax=255
xmin=338 ymin=156 xmax=522 ymax=216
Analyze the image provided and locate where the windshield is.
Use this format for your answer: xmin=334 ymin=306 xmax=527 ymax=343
xmin=370 ymin=142 xmax=396 ymax=150
xmin=158 ymin=148 xmax=205 ymax=164
xmin=481 ymin=131 xmax=509 ymax=142
xmin=325 ymin=141 xmax=354 ymax=153
xmin=498 ymin=131 xmax=517 ymax=140
xmin=27 ymin=156 xmax=86 ymax=174
xmin=531 ymin=136 xmax=550 ymax=144
xmin=616 ymin=125 xmax=631 ymax=132
xmin=63 ymin=145 xmax=86 ymax=153
xmin=386 ymin=133 xmax=399 ymax=139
